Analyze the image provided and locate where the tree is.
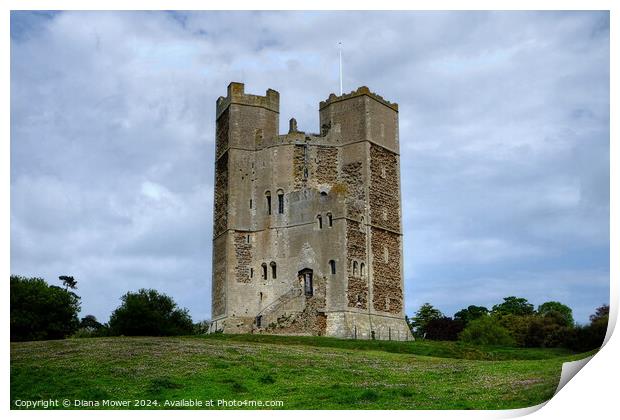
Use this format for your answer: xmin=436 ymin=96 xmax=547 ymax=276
xmin=410 ymin=303 xmax=443 ymax=337
xmin=59 ymin=275 xmax=77 ymax=291
xmin=582 ymin=304 xmax=609 ymax=349
xmin=496 ymin=314 xmax=534 ymax=347
xmin=491 ymin=296 xmax=535 ymax=317
xmin=79 ymin=315 xmax=103 ymax=331
xmin=537 ymin=301 xmax=574 ymax=326
xmin=458 ymin=315 xmax=515 ymax=346
xmin=561 ymin=305 xmax=608 ymax=352
xmin=425 ymin=317 xmax=465 ymax=341
xmin=10 ymin=275 xmax=81 ymax=341
xmin=454 ymin=305 xmax=489 ymax=325
xmin=590 ymin=304 xmax=609 ymax=323
xmin=109 ymin=289 xmax=193 ymax=336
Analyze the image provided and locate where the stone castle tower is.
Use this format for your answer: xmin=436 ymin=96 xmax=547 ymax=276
xmin=210 ymin=82 xmax=411 ymax=340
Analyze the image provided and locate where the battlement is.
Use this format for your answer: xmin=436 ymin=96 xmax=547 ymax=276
xmin=319 ymin=86 xmax=399 ymax=112
xmin=216 ymin=82 xmax=280 ymax=118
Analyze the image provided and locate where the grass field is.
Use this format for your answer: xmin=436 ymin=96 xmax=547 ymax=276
xmin=10 ymin=334 xmax=596 ymax=410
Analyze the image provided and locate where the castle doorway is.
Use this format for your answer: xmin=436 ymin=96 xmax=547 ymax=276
xmin=299 ymin=268 xmax=313 ymax=296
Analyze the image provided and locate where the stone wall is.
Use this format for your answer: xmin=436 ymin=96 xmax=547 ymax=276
xmin=371 ymin=227 xmax=402 ymax=314
xmin=315 ymin=145 xmax=338 ymax=185
xmin=346 ymin=220 xmax=368 ymax=309
xmin=215 ymin=108 xmax=229 ymax=159
xmin=213 ymin=152 xmax=228 ymax=237
xmin=212 ymin=235 xmax=227 ymax=317
xmin=234 ymin=231 xmax=252 ymax=283
xmin=293 ymin=144 xmax=307 ymax=190
xmin=340 ymin=161 xmax=364 ymax=219
xmin=369 ymin=144 xmax=400 ymax=232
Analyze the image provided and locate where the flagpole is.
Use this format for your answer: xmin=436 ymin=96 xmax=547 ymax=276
xmin=338 ymin=42 xmax=343 ymax=95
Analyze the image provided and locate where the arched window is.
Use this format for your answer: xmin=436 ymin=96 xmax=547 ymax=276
xmin=327 ymin=212 xmax=333 ymax=227
xmin=265 ymin=191 xmax=272 ymax=215
xmin=329 ymin=260 xmax=336 ymax=274
xmin=270 ymin=261 xmax=277 ymax=279
xmin=353 ymin=261 xmax=358 ymax=276
xmin=277 ymin=189 xmax=284 ymax=214
xmin=360 ymin=263 xmax=365 ymax=277
xmin=317 ymin=215 xmax=323 ymax=229
xmin=261 ymin=263 xmax=267 ymax=280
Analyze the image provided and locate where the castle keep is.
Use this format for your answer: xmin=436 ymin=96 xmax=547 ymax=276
xmin=210 ymin=82 xmax=411 ymax=340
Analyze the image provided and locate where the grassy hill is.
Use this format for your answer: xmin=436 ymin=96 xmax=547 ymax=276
xmin=10 ymin=334 xmax=596 ymax=410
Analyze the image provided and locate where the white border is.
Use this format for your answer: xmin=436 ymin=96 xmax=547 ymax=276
xmin=2 ymin=1 xmax=617 ymax=419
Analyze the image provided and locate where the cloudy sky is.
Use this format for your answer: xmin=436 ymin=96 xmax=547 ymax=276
xmin=11 ymin=11 xmax=609 ymax=324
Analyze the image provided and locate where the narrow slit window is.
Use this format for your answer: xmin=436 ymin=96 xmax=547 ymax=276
xmin=353 ymin=261 xmax=358 ymax=276
xmin=265 ymin=191 xmax=272 ymax=215
xmin=270 ymin=261 xmax=277 ymax=279
xmin=277 ymin=190 xmax=284 ymax=214
xmin=360 ymin=263 xmax=365 ymax=277
xmin=329 ymin=260 xmax=336 ymax=275
xmin=327 ymin=213 xmax=333 ymax=227
xmin=317 ymin=215 xmax=323 ymax=229
xmin=262 ymin=263 xmax=267 ymax=280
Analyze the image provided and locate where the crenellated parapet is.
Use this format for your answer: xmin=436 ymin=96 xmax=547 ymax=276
xmin=216 ymin=82 xmax=280 ymax=119
xmin=319 ymin=86 xmax=399 ymax=112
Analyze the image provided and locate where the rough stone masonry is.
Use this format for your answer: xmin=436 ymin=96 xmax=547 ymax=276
xmin=209 ymin=82 xmax=412 ymax=341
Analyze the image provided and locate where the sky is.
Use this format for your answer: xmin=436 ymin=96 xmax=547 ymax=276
xmin=10 ymin=11 xmax=609 ymax=324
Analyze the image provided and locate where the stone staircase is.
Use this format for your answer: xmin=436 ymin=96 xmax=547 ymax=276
xmin=254 ymin=287 xmax=303 ymax=329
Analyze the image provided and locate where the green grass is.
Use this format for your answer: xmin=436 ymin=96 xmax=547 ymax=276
xmin=200 ymin=333 xmax=576 ymax=360
xmin=10 ymin=335 xmax=596 ymax=410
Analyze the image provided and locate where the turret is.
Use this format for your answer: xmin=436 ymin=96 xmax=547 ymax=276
xmin=215 ymin=82 xmax=279 ymax=153
xmin=318 ymin=86 xmax=399 ymax=152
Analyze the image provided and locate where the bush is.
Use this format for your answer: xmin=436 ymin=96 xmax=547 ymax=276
xmin=10 ymin=275 xmax=81 ymax=341
xmin=108 ymin=288 xmax=193 ymax=336
xmin=194 ymin=320 xmax=211 ymax=335
xmin=496 ymin=314 xmax=533 ymax=347
xmin=459 ymin=315 xmax=515 ymax=346
xmin=425 ymin=317 xmax=465 ymax=341
xmin=561 ymin=305 xmax=608 ymax=352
